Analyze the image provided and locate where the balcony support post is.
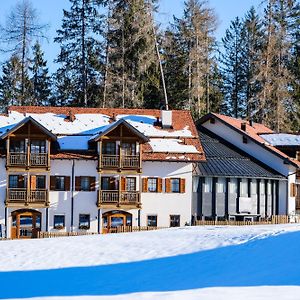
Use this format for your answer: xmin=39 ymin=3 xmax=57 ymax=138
xmin=99 ymin=140 xmax=102 ymax=171
xmin=139 ymin=143 xmax=142 ymax=172
xmin=47 ymin=139 xmax=51 ymax=169
xmin=118 ymin=174 xmax=121 ymax=206
xmin=26 ymin=172 xmax=30 ymax=206
xmin=27 ymin=123 xmax=31 ymax=169
xmin=6 ymin=137 xmax=10 ymax=168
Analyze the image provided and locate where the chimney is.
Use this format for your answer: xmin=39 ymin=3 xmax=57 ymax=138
xmin=161 ymin=110 xmax=172 ymax=128
xmin=249 ymin=119 xmax=253 ymax=127
xmin=241 ymin=122 xmax=246 ymax=131
xmin=68 ymin=110 xmax=76 ymax=122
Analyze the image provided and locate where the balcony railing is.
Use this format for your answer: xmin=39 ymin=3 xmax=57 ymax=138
xmin=6 ymin=188 xmax=48 ymax=206
xmin=99 ymin=154 xmax=141 ymax=170
xmin=98 ymin=190 xmax=140 ymax=207
xmin=7 ymin=152 xmax=49 ymax=168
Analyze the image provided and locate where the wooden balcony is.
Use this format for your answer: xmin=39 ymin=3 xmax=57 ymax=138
xmin=7 ymin=152 xmax=49 ymax=169
xmin=97 ymin=190 xmax=141 ymax=208
xmin=6 ymin=188 xmax=49 ymax=207
xmin=99 ymin=154 xmax=141 ymax=171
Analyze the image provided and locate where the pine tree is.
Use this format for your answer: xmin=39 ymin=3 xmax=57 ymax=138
xmin=54 ymin=0 xmax=105 ymax=107
xmin=0 ymin=55 xmax=31 ymax=110
xmin=0 ymin=0 xmax=47 ymax=105
xmin=220 ymin=17 xmax=247 ymax=118
xmin=29 ymin=41 xmax=51 ymax=106
xmin=243 ymin=7 xmax=264 ymax=119
xmin=103 ymin=0 xmax=159 ymax=108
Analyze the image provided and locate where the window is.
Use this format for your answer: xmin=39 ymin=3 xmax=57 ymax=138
xmin=126 ymin=177 xmax=136 ymax=191
xmin=240 ymin=180 xmax=248 ymax=196
xmin=251 ymin=180 xmax=257 ymax=195
xmin=50 ymin=176 xmax=70 ymax=191
xmin=30 ymin=140 xmax=46 ymax=154
xmin=9 ymin=175 xmax=20 ymax=188
xmin=79 ymin=214 xmax=90 ymax=229
xmin=121 ymin=142 xmax=136 ymax=156
xmin=170 ymin=178 xmax=180 ymax=193
xmin=204 ymin=177 xmax=212 ymax=193
xmin=54 ymin=215 xmax=65 ymax=229
xmin=81 ymin=177 xmax=90 ymax=191
xmin=267 ymin=181 xmax=272 ymax=195
xmin=170 ymin=215 xmax=180 ymax=227
xmin=229 ymin=179 xmax=237 ymax=194
xmin=102 ymin=142 xmax=116 ymax=155
xmin=260 ymin=181 xmax=265 ymax=195
xmin=101 ymin=177 xmax=118 ymax=190
xmin=148 ymin=178 xmax=158 ymax=192
xmin=10 ymin=140 xmax=25 ymax=153
xmin=36 ymin=176 xmax=46 ymax=189
xmin=55 ymin=176 xmax=65 ymax=191
xmin=216 ymin=178 xmax=225 ymax=193
xmin=147 ymin=215 xmax=157 ymax=227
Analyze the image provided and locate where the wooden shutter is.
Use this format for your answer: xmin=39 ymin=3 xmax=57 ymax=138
xmin=75 ymin=176 xmax=81 ymax=191
xmin=18 ymin=175 xmax=25 ymax=188
xmin=50 ymin=176 xmax=56 ymax=190
xmin=90 ymin=176 xmax=96 ymax=191
xmin=290 ymin=183 xmax=296 ymax=197
xmin=180 ymin=178 xmax=186 ymax=193
xmin=142 ymin=178 xmax=148 ymax=192
xmin=65 ymin=176 xmax=71 ymax=191
xmin=30 ymin=175 xmax=37 ymax=190
xmin=157 ymin=178 xmax=162 ymax=193
xmin=120 ymin=177 xmax=126 ymax=191
xmin=165 ymin=178 xmax=171 ymax=193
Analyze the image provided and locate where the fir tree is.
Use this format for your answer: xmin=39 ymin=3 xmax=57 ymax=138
xmin=220 ymin=17 xmax=247 ymax=118
xmin=54 ymin=0 xmax=106 ymax=107
xmin=103 ymin=0 xmax=159 ymax=108
xmin=29 ymin=41 xmax=51 ymax=106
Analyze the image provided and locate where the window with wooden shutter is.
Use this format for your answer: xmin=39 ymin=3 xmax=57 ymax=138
xmin=180 ymin=178 xmax=186 ymax=193
xmin=90 ymin=176 xmax=96 ymax=191
xmin=64 ymin=176 xmax=70 ymax=191
xmin=75 ymin=176 xmax=81 ymax=191
xmin=50 ymin=176 xmax=56 ymax=190
xmin=142 ymin=178 xmax=148 ymax=192
xmin=157 ymin=178 xmax=162 ymax=193
xmin=291 ymin=183 xmax=296 ymax=197
xmin=165 ymin=178 xmax=171 ymax=193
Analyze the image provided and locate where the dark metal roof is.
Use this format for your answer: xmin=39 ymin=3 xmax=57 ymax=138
xmin=197 ymin=126 xmax=285 ymax=180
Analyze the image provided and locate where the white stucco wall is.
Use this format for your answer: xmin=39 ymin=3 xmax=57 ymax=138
xmin=140 ymin=161 xmax=193 ymax=227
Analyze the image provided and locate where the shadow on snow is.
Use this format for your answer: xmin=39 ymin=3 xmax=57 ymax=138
xmin=1 ymin=230 xmax=300 ymax=299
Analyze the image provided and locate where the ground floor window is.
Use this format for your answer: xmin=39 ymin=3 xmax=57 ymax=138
xmin=147 ymin=215 xmax=157 ymax=227
xmin=54 ymin=215 xmax=65 ymax=229
xmin=170 ymin=215 xmax=180 ymax=227
xmin=79 ymin=214 xmax=90 ymax=230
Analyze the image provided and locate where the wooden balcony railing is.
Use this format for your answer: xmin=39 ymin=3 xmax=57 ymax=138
xmin=97 ymin=190 xmax=140 ymax=207
xmin=7 ymin=152 xmax=49 ymax=168
xmin=99 ymin=154 xmax=141 ymax=170
xmin=6 ymin=188 xmax=49 ymax=206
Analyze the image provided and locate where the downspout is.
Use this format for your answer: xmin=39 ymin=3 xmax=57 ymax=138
xmin=71 ymin=159 xmax=75 ymax=232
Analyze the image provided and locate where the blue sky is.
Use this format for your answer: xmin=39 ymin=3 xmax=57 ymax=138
xmin=0 ymin=0 xmax=263 ymax=72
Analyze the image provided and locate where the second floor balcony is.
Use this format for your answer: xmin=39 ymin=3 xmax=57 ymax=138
xmin=97 ymin=190 xmax=141 ymax=208
xmin=99 ymin=154 xmax=141 ymax=170
xmin=6 ymin=188 xmax=49 ymax=207
xmin=8 ymin=152 xmax=49 ymax=168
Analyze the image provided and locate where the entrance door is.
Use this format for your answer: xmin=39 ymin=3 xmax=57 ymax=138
xmin=102 ymin=211 xmax=132 ymax=233
xmin=11 ymin=210 xmax=41 ymax=239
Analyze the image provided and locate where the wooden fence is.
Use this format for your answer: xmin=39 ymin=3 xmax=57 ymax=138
xmin=103 ymin=226 xmax=168 ymax=234
xmin=194 ymin=215 xmax=290 ymax=226
xmin=37 ymin=231 xmax=98 ymax=239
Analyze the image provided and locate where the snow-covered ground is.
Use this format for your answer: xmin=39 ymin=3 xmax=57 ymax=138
xmin=1 ymin=224 xmax=300 ymax=300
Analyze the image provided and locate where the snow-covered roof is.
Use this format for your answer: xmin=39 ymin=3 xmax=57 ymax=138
xmin=260 ymin=134 xmax=300 ymax=146
xmin=0 ymin=107 xmax=205 ymax=161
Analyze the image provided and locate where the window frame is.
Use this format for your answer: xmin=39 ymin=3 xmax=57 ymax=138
xmin=147 ymin=177 xmax=158 ymax=193
xmin=147 ymin=215 xmax=157 ymax=227
xmin=80 ymin=176 xmax=90 ymax=191
xmin=170 ymin=215 xmax=180 ymax=227
xmin=55 ymin=176 xmax=65 ymax=191
xmin=54 ymin=215 xmax=65 ymax=229
xmin=170 ymin=178 xmax=180 ymax=193
xmin=79 ymin=214 xmax=90 ymax=230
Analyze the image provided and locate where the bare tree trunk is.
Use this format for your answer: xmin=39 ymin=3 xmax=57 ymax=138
xmin=81 ymin=0 xmax=87 ymax=107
